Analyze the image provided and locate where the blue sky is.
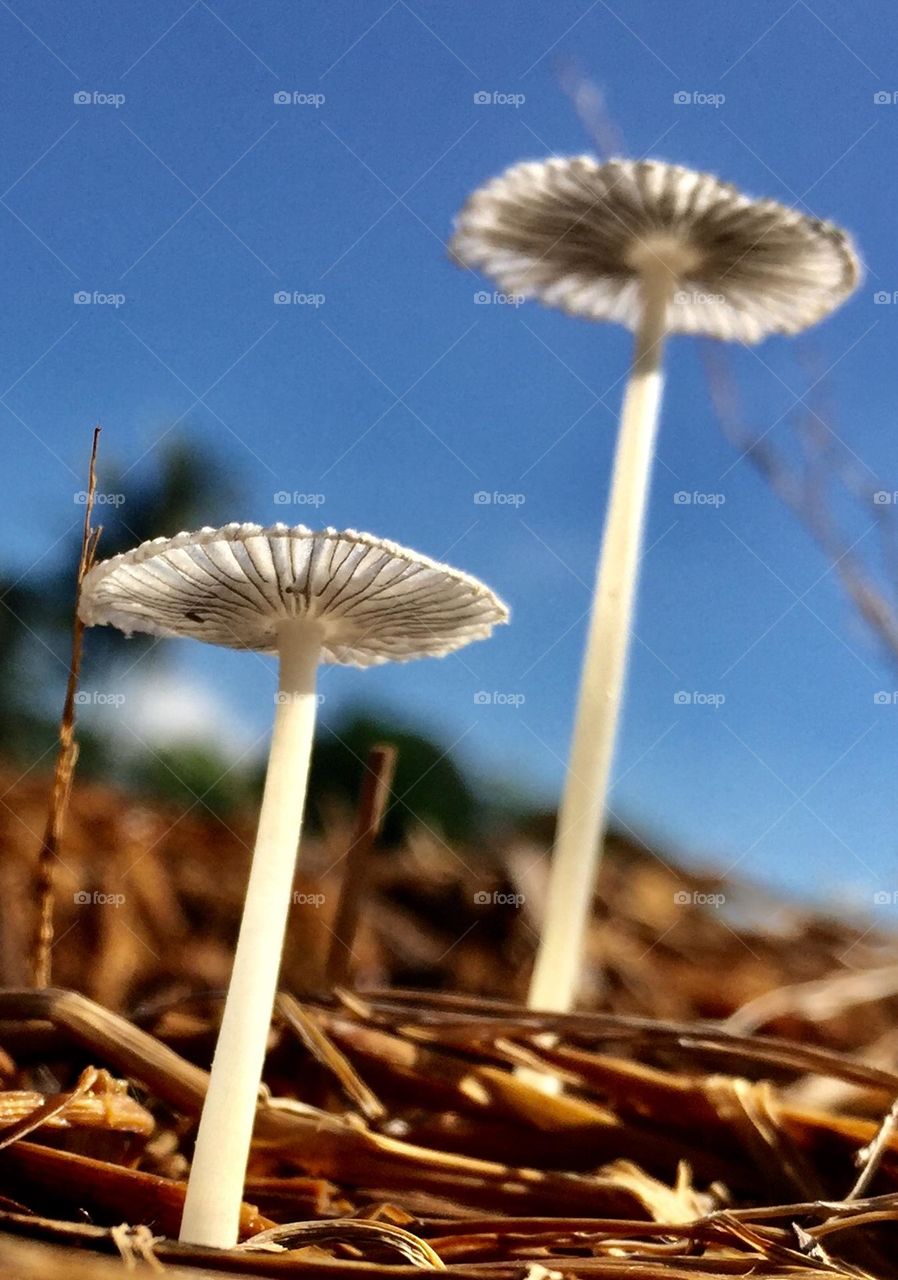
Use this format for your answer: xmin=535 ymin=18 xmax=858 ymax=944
xmin=2 ymin=1 xmax=898 ymax=908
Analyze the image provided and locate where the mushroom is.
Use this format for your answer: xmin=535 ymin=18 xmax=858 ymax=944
xmin=79 ymin=521 xmax=508 ymax=1248
xmin=451 ymin=156 xmax=860 ymax=1014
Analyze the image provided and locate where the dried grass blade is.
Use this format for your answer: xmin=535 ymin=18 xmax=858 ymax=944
xmin=32 ymin=427 xmax=102 ymax=987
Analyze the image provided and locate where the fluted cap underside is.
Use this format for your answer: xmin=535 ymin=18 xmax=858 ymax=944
xmin=450 ymin=156 xmax=861 ymax=343
xmin=79 ymin=524 xmax=509 ymax=666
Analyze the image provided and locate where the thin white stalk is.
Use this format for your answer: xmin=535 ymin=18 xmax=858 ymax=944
xmin=528 ymin=267 xmax=672 ymax=1016
xmin=179 ymin=621 xmax=322 ymax=1249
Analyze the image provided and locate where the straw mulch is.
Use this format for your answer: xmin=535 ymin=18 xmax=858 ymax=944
xmin=0 ymin=766 xmax=898 ymax=1275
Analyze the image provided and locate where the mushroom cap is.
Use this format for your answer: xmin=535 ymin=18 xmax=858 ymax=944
xmin=79 ymin=523 xmax=509 ymax=666
xmin=450 ymin=156 xmax=861 ymax=343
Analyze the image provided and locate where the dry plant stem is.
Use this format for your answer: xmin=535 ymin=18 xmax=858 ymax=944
xmin=326 ymin=744 xmax=397 ymax=987
xmin=275 ymin=993 xmax=387 ymax=1123
xmin=32 ymin=427 xmax=102 ymax=988
xmin=0 ymin=1066 xmax=99 ymax=1153
xmin=528 ymin=269 xmax=671 ymax=1015
xmin=846 ymin=1096 xmax=898 ymax=1200
xmin=179 ymin=622 xmax=322 ymax=1250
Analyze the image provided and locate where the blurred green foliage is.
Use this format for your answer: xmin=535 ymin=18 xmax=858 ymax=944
xmin=120 ymin=710 xmax=491 ymax=843
xmin=127 ymin=743 xmax=262 ymax=817
xmin=0 ymin=437 xmax=233 ymax=767
xmin=308 ymin=713 xmax=478 ymax=843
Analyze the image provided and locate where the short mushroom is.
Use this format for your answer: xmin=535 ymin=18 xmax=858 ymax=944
xmin=451 ymin=156 xmax=860 ymax=1015
xmin=79 ymin=521 xmax=508 ymax=1248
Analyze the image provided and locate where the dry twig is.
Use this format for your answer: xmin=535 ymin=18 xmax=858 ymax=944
xmin=31 ymin=427 xmax=103 ymax=986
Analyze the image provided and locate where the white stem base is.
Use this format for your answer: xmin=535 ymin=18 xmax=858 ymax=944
xmin=528 ymin=270 xmax=671 ymax=1018
xmin=179 ymin=624 xmax=321 ymax=1249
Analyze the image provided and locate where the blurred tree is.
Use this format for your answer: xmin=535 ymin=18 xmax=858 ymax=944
xmin=0 ymin=436 xmax=233 ymax=766
xmin=127 ymin=742 xmax=260 ymax=819
xmin=309 ymin=712 xmax=478 ymax=844
xmin=121 ymin=708 xmax=502 ymax=838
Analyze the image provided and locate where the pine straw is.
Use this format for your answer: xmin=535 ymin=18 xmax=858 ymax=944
xmin=3 ymin=760 xmax=897 ymax=1050
xmin=0 ymin=985 xmax=895 ymax=1275
xmin=3 ymin=557 xmax=898 ymax=1278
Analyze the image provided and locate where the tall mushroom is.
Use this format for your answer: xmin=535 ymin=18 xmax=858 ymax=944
xmin=451 ymin=156 xmax=860 ymax=1015
xmin=79 ymin=521 xmax=508 ymax=1248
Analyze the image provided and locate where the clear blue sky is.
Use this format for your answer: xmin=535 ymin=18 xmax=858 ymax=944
xmin=2 ymin=1 xmax=898 ymax=908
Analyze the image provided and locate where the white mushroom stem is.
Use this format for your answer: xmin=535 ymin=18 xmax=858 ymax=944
xmin=528 ymin=265 xmax=672 ymax=1016
xmin=180 ymin=621 xmax=322 ymax=1249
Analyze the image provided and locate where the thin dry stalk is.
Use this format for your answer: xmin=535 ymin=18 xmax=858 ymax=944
xmin=275 ymin=993 xmax=386 ymax=1123
xmin=31 ymin=427 xmax=102 ymax=987
xmin=703 ymin=346 xmax=898 ymax=665
xmin=847 ymin=1098 xmax=898 ymax=1201
xmin=325 ymin=744 xmax=397 ymax=987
